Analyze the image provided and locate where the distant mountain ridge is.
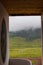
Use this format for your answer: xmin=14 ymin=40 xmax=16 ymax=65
xmin=9 ymin=28 xmax=41 ymax=40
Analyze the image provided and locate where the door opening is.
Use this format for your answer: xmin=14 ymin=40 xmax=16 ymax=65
xmin=9 ymin=16 xmax=42 ymax=65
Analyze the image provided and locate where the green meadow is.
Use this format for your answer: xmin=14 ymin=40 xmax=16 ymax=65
xmin=9 ymin=37 xmax=42 ymax=58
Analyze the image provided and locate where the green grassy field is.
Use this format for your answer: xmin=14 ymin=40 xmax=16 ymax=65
xmin=9 ymin=37 xmax=42 ymax=58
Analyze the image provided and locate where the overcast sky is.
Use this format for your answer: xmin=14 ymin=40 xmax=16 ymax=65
xmin=9 ymin=16 xmax=41 ymax=32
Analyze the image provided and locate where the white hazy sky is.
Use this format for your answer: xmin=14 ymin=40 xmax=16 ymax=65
xmin=9 ymin=16 xmax=41 ymax=32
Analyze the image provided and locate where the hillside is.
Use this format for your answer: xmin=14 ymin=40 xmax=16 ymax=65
xmin=9 ymin=28 xmax=42 ymax=58
xmin=9 ymin=28 xmax=41 ymax=41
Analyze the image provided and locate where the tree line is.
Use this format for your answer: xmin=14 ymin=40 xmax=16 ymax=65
xmin=9 ymin=28 xmax=41 ymax=41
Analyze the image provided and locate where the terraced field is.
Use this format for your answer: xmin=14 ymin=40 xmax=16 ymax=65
xmin=9 ymin=37 xmax=42 ymax=58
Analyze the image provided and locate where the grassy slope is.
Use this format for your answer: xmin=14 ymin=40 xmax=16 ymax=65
xmin=9 ymin=37 xmax=42 ymax=58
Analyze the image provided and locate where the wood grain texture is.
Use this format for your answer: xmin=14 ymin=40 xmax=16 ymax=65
xmin=0 ymin=0 xmax=43 ymax=15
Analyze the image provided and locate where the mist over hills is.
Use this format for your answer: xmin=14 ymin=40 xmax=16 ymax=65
xmin=9 ymin=27 xmax=41 ymax=41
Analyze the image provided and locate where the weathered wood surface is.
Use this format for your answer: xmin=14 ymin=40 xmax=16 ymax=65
xmin=0 ymin=0 xmax=43 ymax=15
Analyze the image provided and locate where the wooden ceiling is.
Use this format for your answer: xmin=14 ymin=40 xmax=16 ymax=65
xmin=0 ymin=0 xmax=43 ymax=15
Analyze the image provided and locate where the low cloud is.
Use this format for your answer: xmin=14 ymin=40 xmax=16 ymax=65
xmin=9 ymin=16 xmax=41 ymax=32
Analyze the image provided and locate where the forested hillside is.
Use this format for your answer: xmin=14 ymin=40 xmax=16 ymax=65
xmin=9 ymin=28 xmax=41 ymax=41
